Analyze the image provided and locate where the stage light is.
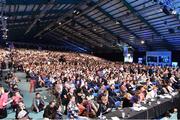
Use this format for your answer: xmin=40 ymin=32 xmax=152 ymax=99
xmin=141 ymin=40 xmax=145 ymax=44
xmin=58 ymin=22 xmax=62 ymax=25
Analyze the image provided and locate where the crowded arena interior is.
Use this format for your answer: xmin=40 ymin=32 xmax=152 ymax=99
xmin=0 ymin=0 xmax=180 ymax=120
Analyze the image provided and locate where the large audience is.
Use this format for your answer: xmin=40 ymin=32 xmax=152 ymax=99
xmin=0 ymin=48 xmax=179 ymax=119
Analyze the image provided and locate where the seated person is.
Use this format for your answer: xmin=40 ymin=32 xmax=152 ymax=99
xmin=43 ymin=100 xmax=59 ymax=119
xmin=146 ymin=86 xmax=158 ymax=99
xmin=15 ymin=101 xmax=30 ymax=120
xmin=77 ymin=98 xmax=98 ymax=118
xmin=96 ymin=95 xmax=112 ymax=117
xmin=162 ymin=83 xmax=174 ymax=94
xmin=12 ymin=91 xmax=23 ymax=111
xmin=122 ymin=93 xmax=133 ymax=108
xmin=55 ymin=105 xmax=63 ymax=119
xmin=67 ymin=96 xmax=79 ymax=119
xmin=32 ymin=92 xmax=45 ymax=113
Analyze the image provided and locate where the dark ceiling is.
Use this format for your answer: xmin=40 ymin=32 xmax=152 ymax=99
xmin=1 ymin=0 xmax=180 ymax=52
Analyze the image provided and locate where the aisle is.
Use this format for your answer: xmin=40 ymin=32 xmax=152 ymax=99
xmin=7 ymin=72 xmax=49 ymax=119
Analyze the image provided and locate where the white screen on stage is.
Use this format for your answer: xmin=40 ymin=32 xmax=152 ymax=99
xmin=124 ymin=54 xmax=133 ymax=63
xmin=146 ymin=51 xmax=172 ymax=66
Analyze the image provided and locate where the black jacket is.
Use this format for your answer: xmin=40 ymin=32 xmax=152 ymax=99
xmin=43 ymin=105 xmax=58 ymax=119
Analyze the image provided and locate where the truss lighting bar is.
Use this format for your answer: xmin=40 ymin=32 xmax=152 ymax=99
xmin=156 ymin=0 xmax=179 ymax=14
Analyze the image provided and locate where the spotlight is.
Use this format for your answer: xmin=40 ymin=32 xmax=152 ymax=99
xmin=141 ymin=40 xmax=145 ymax=44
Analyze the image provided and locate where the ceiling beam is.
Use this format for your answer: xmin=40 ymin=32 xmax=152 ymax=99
xmin=75 ymin=21 xmax=111 ymax=43
xmin=6 ymin=8 xmax=71 ymax=16
xmin=47 ymin=33 xmax=88 ymax=52
xmin=65 ymin=24 xmax=109 ymax=47
xmin=83 ymin=14 xmax=138 ymax=50
xmin=49 ymin=31 xmax=90 ymax=50
xmin=74 ymin=20 xmax=113 ymax=47
xmin=56 ymin=26 xmax=100 ymax=48
xmin=25 ymin=0 xmax=55 ymax=34
xmin=6 ymin=0 xmax=83 ymax=5
xmin=90 ymin=1 xmax=152 ymax=50
xmin=7 ymin=16 xmax=58 ymax=24
xmin=54 ymin=30 xmax=96 ymax=50
xmin=34 ymin=0 xmax=108 ymax=38
xmin=121 ymin=0 xmax=172 ymax=50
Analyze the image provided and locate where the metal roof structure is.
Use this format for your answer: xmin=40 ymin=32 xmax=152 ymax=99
xmin=1 ymin=0 xmax=180 ymax=52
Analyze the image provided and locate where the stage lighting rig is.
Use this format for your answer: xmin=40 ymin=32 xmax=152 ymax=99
xmin=0 ymin=0 xmax=8 ymax=40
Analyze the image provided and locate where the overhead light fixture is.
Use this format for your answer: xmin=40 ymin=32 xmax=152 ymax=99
xmin=4 ymin=16 xmax=8 ymax=20
xmin=73 ymin=9 xmax=80 ymax=15
xmin=58 ymin=22 xmax=62 ymax=25
xmin=129 ymin=36 xmax=135 ymax=39
xmin=76 ymin=11 xmax=80 ymax=15
xmin=172 ymin=10 xmax=177 ymax=15
xmin=115 ymin=21 xmax=120 ymax=24
xmin=141 ymin=40 xmax=145 ymax=44
xmin=159 ymin=8 xmax=163 ymax=12
xmin=73 ymin=10 xmax=77 ymax=13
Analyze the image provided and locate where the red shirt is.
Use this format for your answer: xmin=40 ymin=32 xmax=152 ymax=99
xmin=0 ymin=93 xmax=8 ymax=108
xmin=12 ymin=95 xmax=22 ymax=105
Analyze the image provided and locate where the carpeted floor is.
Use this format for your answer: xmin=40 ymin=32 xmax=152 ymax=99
xmin=3 ymin=72 xmax=50 ymax=119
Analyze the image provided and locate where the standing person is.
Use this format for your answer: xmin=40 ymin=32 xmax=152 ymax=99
xmin=61 ymin=83 xmax=70 ymax=114
xmin=0 ymin=86 xmax=12 ymax=119
xmin=29 ymin=75 xmax=36 ymax=93
xmin=31 ymin=92 xmax=45 ymax=113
